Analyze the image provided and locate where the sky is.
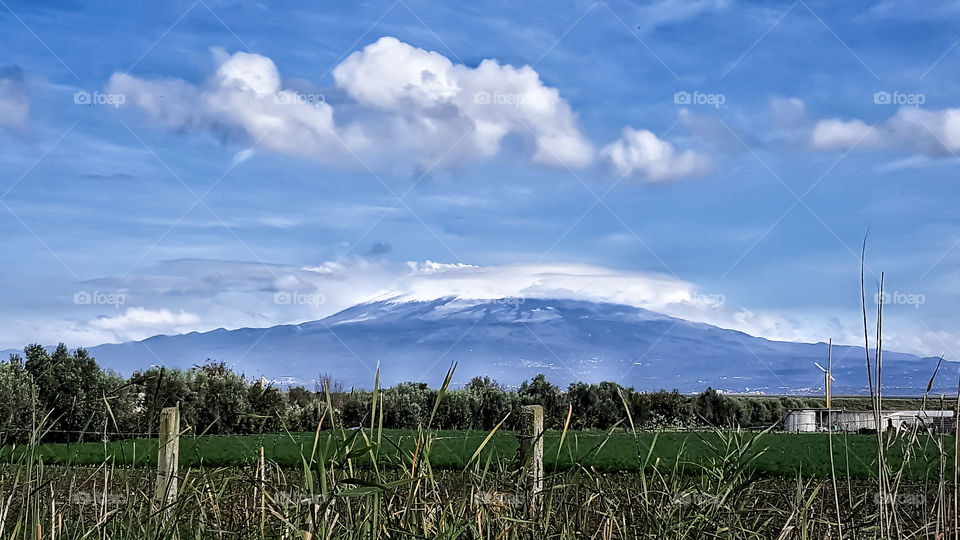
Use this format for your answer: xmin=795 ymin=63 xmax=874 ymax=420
xmin=2 ymin=0 xmax=960 ymax=362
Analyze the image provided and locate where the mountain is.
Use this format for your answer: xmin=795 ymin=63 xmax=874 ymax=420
xmin=49 ymin=297 xmax=949 ymax=395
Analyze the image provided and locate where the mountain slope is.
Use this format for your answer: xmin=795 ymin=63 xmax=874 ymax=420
xmin=77 ymin=298 xmax=947 ymax=395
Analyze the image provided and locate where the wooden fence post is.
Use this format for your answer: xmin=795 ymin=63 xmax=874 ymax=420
xmin=518 ymin=405 xmax=544 ymax=509
xmin=154 ymin=406 xmax=180 ymax=516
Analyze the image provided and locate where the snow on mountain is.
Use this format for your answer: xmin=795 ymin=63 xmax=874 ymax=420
xmin=63 ymin=297 xmax=947 ymax=395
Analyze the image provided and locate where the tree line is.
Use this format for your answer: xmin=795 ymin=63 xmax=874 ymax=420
xmin=0 ymin=343 xmax=831 ymax=442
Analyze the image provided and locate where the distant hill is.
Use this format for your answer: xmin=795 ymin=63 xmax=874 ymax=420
xmin=28 ymin=297 xmax=946 ymax=395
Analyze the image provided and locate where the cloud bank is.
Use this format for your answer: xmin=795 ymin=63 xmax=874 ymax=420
xmin=812 ymin=107 xmax=960 ymax=155
xmin=108 ymin=37 xmax=595 ymax=170
xmin=108 ymin=36 xmax=705 ymax=179
xmin=0 ymin=258 xmax=882 ymax=356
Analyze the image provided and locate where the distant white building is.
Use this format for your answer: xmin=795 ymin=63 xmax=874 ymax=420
xmin=784 ymin=409 xmax=955 ymax=433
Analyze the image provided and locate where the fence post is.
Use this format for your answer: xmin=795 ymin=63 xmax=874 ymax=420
xmin=518 ymin=405 xmax=544 ymax=510
xmin=154 ymin=406 xmax=180 ymax=516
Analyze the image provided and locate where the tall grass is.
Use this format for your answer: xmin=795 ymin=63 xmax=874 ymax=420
xmin=1 ymin=255 xmax=958 ymax=537
xmin=1 ymin=363 xmax=957 ymax=538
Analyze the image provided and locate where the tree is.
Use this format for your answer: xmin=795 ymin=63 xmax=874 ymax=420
xmin=340 ymin=390 xmax=371 ymax=429
xmin=382 ymin=382 xmax=431 ymax=428
xmin=519 ymin=374 xmax=567 ymax=428
xmin=188 ymin=362 xmax=251 ymax=435
xmin=648 ymin=389 xmax=692 ymax=427
xmin=566 ymin=382 xmax=596 ymax=429
xmin=102 ymin=371 xmax=139 ymax=435
xmin=248 ymin=381 xmax=286 ymax=432
xmin=466 ymin=377 xmax=512 ymax=429
xmin=0 ymin=355 xmax=37 ymax=441
xmin=128 ymin=367 xmax=194 ymax=436
xmin=23 ymin=344 xmax=106 ymax=440
xmin=433 ymin=389 xmax=473 ymax=429
xmin=695 ymin=388 xmax=739 ymax=427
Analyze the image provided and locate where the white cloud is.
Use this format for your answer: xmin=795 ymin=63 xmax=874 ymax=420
xmin=13 ymin=308 xmax=206 ymax=348
xmin=600 ymin=127 xmax=709 ymax=181
xmin=637 ymin=0 xmax=733 ymax=30
xmin=395 ymin=261 xmax=710 ymax=311
xmin=0 ymin=258 xmax=949 ymax=357
xmin=333 ymin=36 xmax=594 ymax=168
xmin=109 ymin=37 xmax=594 ymax=170
xmin=810 ymin=118 xmax=879 ymax=149
xmin=108 ymin=51 xmax=350 ymax=163
xmin=0 ymin=66 xmax=29 ymax=134
xmin=90 ymin=307 xmax=200 ymax=333
xmin=811 ymin=107 xmax=960 ymax=155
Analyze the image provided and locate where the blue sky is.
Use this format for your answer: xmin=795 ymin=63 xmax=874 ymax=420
xmin=2 ymin=0 xmax=960 ymax=360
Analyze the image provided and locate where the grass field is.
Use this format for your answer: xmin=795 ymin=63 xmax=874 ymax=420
xmin=4 ymin=428 xmax=951 ymax=479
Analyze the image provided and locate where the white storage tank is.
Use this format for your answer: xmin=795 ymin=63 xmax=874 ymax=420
xmin=785 ymin=410 xmax=817 ymax=432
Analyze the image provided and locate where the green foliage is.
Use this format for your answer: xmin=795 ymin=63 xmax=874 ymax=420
xmin=187 ymin=361 xmax=251 ymax=435
xmin=3 ymin=343 xmax=944 ymax=443
xmin=247 ymin=381 xmax=286 ymax=432
xmin=23 ymin=343 xmax=108 ymax=440
xmin=127 ymin=366 xmax=192 ymax=435
xmin=0 ymin=355 xmax=954 ymax=538
xmin=0 ymin=355 xmax=37 ymax=439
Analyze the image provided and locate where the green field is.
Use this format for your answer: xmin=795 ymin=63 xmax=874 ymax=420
xmin=4 ymin=429 xmax=951 ymax=479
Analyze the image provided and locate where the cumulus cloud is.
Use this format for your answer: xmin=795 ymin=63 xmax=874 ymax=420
xmin=109 ymin=37 xmax=594 ymax=170
xmin=600 ymin=127 xmax=709 ymax=181
xmin=811 ymin=107 xmax=960 ymax=155
xmin=0 ymin=66 xmax=29 ymax=134
xmin=108 ymin=51 xmax=350 ymax=163
xmin=333 ymin=36 xmax=594 ymax=168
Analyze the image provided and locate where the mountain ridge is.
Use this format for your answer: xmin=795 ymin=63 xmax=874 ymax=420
xmin=3 ymin=297 xmax=947 ymax=395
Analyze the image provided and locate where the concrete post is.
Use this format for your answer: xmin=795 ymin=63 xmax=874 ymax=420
xmin=518 ymin=405 xmax=544 ymax=506
xmin=154 ymin=407 xmax=180 ymax=514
